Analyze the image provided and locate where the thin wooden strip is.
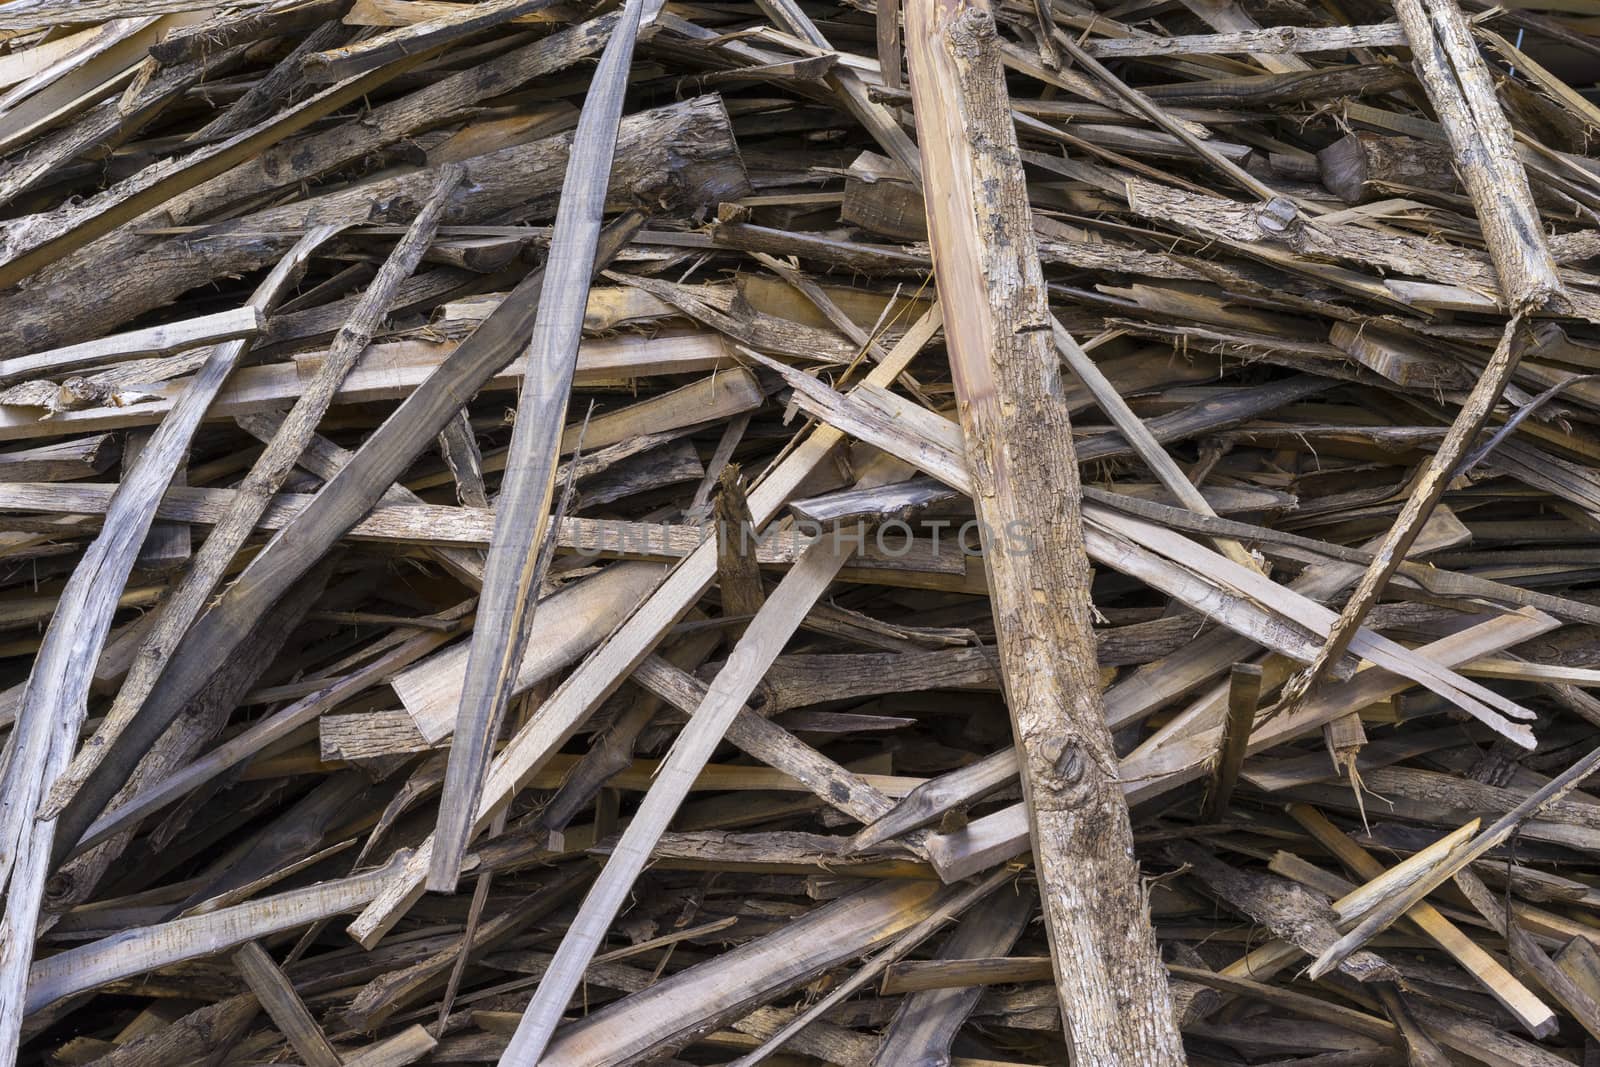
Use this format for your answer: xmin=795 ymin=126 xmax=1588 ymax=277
xmin=1282 ymin=0 xmax=1570 ymax=709
xmin=342 ymin=1025 xmax=437 ymax=1067
xmin=728 ymin=867 xmax=1016 ymax=1066
xmin=1288 ymin=804 xmax=1557 ymax=1036
xmin=0 ymin=54 xmax=436 ymax=290
xmin=763 ymin=344 xmax=1538 ymax=742
xmin=0 ymin=307 xmax=262 ymax=384
xmin=536 ymin=880 xmax=948 ymax=1065
xmin=1201 ymin=663 xmax=1261 ymax=820
xmin=1055 ymin=322 xmax=1257 ymax=570
xmin=23 ymin=852 xmax=410 ymax=1017
xmin=1309 ymin=744 xmax=1600 ymax=979
xmin=0 ymin=331 xmax=732 ymax=442
xmin=304 ymin=0 xmax=569 ymax=81
xmin=870 ymin=886 xmax=1031 ymax=1065
xmin=0 ymin=226 xmax=339 ymax=1067
xmin=924 ymin=608 xmax=1559 ymax=881
xmin=343 ymin=303 xmax=940 ymax=950
xmin=232 ymin=942 xmax=341 ymax=1067
xmin=429 ymin=0 xmax=649 ymax=892
xmin=497 ymin=533 xmax=854 ymax=1061
xmin=1083 ymin=24 xmax=1410 ymax=57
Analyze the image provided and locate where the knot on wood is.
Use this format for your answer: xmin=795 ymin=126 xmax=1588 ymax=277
xmin=946 ymin=6 xmax=999 ymax=59
xmin=1253 ymin=197 xmax=1298 ymax=236
xmin=43 ymin=871 xmax=81 ymax=910
xmin=1035 ymin=737 xmax=1092 ymax=800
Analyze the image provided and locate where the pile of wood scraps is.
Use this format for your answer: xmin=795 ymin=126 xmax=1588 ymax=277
xmin=0 ymin=0 xmax=1599 ymax=1063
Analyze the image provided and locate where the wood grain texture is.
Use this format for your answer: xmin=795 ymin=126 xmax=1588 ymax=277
xmin=904 ymin=0 xmax=1183 ymax=1060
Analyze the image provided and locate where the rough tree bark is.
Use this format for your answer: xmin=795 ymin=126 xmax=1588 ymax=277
xmin=902 ymin=0 xmax=1184 ymax=1061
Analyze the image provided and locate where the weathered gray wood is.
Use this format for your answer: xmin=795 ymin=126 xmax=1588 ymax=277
xmin=497 ymin=533 xmax=854 ymax=1061
xmin=45 ymin=213 xmax=664 ymax=869
xmin=0 ymin=227 xmax=338 ymax=1066
xmin=870 ymin=878 xmax=1032 ymax=1066
xmin=232 ymin=942 xmax=341 ymax=1067
xmin=43 ymin=166 xmax=461 ymax=825
xmin=429 ymin=0 xmax=649 ymax=892
xmin=343 ymin=304 xmax=941 ymax=950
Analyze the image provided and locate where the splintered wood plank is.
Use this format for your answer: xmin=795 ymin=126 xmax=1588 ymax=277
xmin=903 ymin=0 xmax=1183 ymax=1061
xmin=232 ymin=942 xmax=341 ymax=1067
xmin=23 ymin=852 xmax=411 ymax=1018
xmin=0 ymin=307 xmax=262 ymax=384
xmin=1310 ymin=745 xmax=1600 ymax=979
xmin=343 ymin=304 xmax=940 ymax=950
xmin=536 ymin=880 xmax=950 ymax=1065
xmin=1285 ymin=805 xmax=1556 ymax=1036
xmin=924 ymin=607 xmax=1560 ymax=881
xmin=394 ymin=562 xmax=667 ymax=742
xmin=497 ymin=532 xmax=854 ymax=1061
xmin=0 ymin=227 xmax=339 ymax=1065
xmin=870 ymin=879 xmax=1031 ymax=1065
xmin=428 ymin=0 xmax=650 ymax=893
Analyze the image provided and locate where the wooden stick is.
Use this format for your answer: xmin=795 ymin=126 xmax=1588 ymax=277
xmin=1287 ymin=803 xmax=1557 ymax=1037
xmin=728 ymin=867 xmax=1015 ymax=1066
xmin=44 ymin=165 xmax=461 ymax=824
xmin=1310 ymin=743 xmax=1600 ymax=979
xmin=342 ymin=1025 xmax=437 ymax=1067
xmin=496 ymin=532 xmax=855 ymax=1061
xmin=925 ymin=608 xmax=1559 ymax=881
xmin=428 ymin=0 xmax=649 ymax=893
xmin=304 ymin=0 xmax=568 ymax=81
xmin=0 ymin=226 xmax=338 ymax=1067
xmin=870 ymin=884 xmax=1030 ymax=1065
xmin=23 ymin=851 xmax=411 ymax=1017
xmin=0 ymin=307 xmax=261 ymax=384
xmin=232 ymin=942 xmax=341 ymax=1067
xmin=903 ymin=1 xmax=1182 ymax=1060
xmin=1202 ymin=662 xmax=1262 ymax=821
xmin=1054 ymin=322 xmax=1257 ymax=570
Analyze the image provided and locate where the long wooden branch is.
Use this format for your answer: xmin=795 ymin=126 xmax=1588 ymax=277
xmin=43 ymin=165 xmax=461 ymax=822
xmin=0 ymin=226 xmax=338 ymax=1066
xmin=1281 ymin=0 xmax=1568 ymax=710
xmin=429 ymin=0 xmax=649 ymax=892
xmin=903 ymin=0 xmax=1182 ymax=1060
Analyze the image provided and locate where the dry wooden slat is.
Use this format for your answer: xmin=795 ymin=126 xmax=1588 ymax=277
xmin=231 ymin=942 xmax=341 ymax=1067
xmin=0 ymin=226 xmax=337 ymax=1066
xmin=1201 ymin=662 xmax=1261 ymax=821
xmin=0 ymin=308 xmax=262 ymax=384
xmin=1310 ymin=744 xmax=1600 ymax=979
xmin=1287 ymin=803 xmax=1557 ymax=1036
xmin=429 ymin=0 xmax=650 ymax=893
